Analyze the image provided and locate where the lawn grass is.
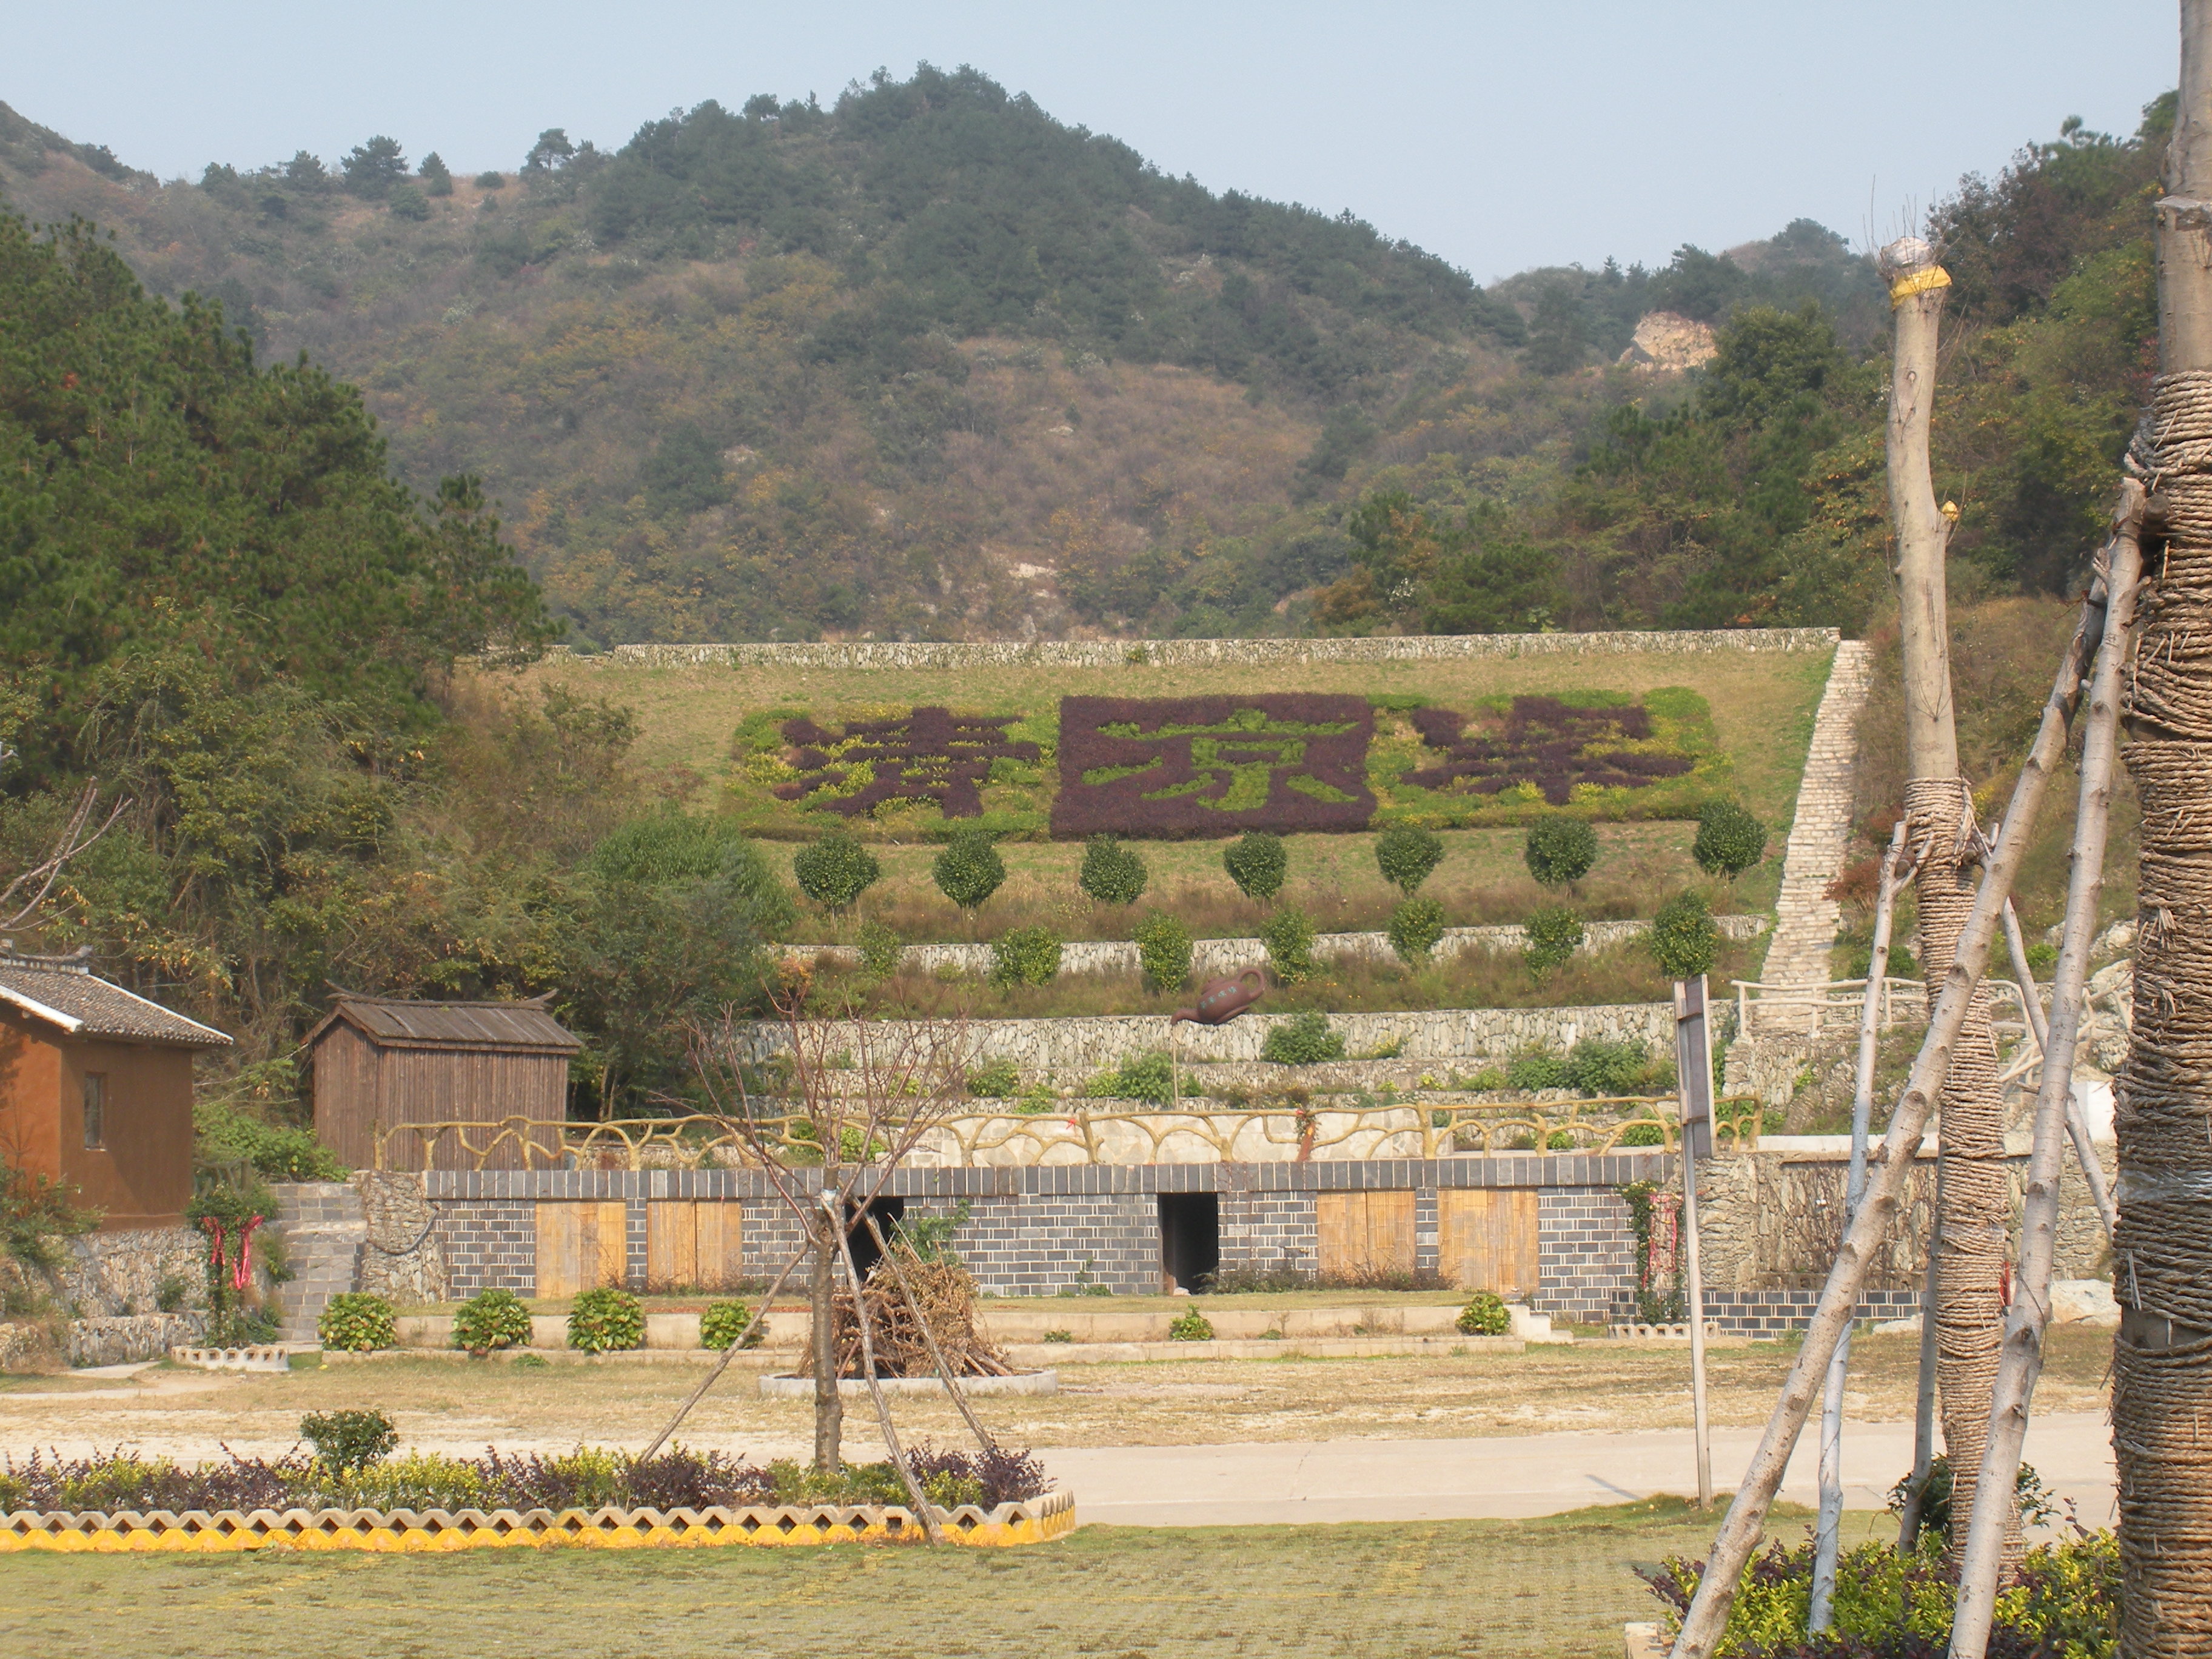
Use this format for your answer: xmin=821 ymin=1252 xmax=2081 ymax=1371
xmin=0 ymin=1498 xmax=1876 ymax=1659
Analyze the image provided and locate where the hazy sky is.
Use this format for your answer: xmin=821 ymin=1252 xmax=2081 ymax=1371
xmin=6 ymin=2 xmax=2177 ymax=281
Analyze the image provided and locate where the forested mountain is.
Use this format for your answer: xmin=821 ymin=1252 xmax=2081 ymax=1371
xmin=2 ymin=67 xmax=1897 ymax=646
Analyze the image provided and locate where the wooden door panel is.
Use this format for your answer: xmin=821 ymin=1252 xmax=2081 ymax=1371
xmin=1437 ymin=1189 xmax=1540 ymax=1297
xmin=535 ymin=1201 xmax=628 ymax=1298
xmin=646 ymin=1201 xmax=745 ymax=1289
xmin=1316 ymin=1190 xmax=1416 ymax=1280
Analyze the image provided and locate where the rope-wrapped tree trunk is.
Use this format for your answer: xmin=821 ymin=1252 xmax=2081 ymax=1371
xmin=1881 ymin=232 xmax=2019 ymax=1570
xmin=2114 ymin=6 xmax=2212 ymax=1648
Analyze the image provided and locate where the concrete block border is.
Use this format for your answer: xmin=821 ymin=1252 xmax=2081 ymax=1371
xmin=0 ymin=1490 xmax=1075 ymax=1553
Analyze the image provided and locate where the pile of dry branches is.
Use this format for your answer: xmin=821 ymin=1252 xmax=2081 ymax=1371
xmin=809 ymin=1247 xmax=1014 ymax=1379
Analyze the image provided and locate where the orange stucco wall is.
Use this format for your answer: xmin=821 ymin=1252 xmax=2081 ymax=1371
xmin=0 ymin=1011 xmax=198 ymax=1231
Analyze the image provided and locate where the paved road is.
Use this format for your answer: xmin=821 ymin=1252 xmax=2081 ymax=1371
xmin=1037 ymin=1412 xmax=2116 ymax=1527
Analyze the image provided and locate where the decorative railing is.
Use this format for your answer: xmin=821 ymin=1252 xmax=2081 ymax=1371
xmin=373 ymin=1098 xmax=1765 ymax=1173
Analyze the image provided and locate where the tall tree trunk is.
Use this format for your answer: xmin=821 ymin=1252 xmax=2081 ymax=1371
xmin=810 ymin=1192 xmax=844 ymax=1472
xmin=2114 ymin=7 xmax=2212 ymax=1651
xmin=1881 ymin=232 xmax=2016 ymax=1572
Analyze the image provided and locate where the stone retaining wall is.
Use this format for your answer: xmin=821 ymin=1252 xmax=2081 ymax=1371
xmin=65 ymin=1312 xmax=205 ymax=1367
xmin=592 ymin=627 xmax=1838 ymax=672
xmin=52 ymin=1228 xmax=206 ymax=1320
xmin=789 ymin=916 xmax=1769 ymax=982
xmin=728 ymin=1004 xmax=1681 ymax=1074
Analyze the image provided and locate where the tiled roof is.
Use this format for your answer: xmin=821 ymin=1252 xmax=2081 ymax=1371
xmin=317 ymin=994 xmax=581 ymax=1053
xmin=0 ymin=955 xmax=231 ymax=1048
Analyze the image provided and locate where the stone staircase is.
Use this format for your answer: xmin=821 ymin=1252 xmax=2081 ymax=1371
xmin=1749 ymin=640 xmax=1874 ymax=1035
xmin=270 ymin=1182 xmax=366 ymax=1344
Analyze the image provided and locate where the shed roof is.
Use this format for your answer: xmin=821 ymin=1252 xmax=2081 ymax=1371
xmin=0 ymin=953 xmax=232 ymax=1049
xmin=310 ymin=994 xmax=581 ymax=1054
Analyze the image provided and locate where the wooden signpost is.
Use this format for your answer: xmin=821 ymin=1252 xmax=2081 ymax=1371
xmin=1674 ymin=974 xmax=1715 ymax=1508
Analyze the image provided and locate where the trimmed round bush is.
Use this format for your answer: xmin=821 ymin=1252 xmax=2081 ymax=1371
xmin=990 ymin=925 xmax=1063 ymax=988
xmin=1079 ymin=834 xmax=1148 ymax=906
xmin=1524 ymin=818 xmax=1598 ymax=888
xmin=1133 ymin=911 xmax=1193 ymax=993
xmin=795 ymin=830 xmax=882 ymax=911
xmin=1262 ymin=1011 xmax=1345 ymax=1066
xmin=1456 ymin=1292 xmax=1510 ymax=1336
xmin=1693 ymin=800 xmax=1768 ymax=879
xmin=1260 ymin=905 xmax=1318 ymax=983
xmin=1651 ymin=890 xmax=1721 ymax=979
xmin=700 ymin=1301 xmax=753 ymax=1349
xmin=452 ymin=1288 xmax=535 ymax=1353
xmin=1167 ymin=1308 xmax=1215 ymax=1341
xmin=317 ymin=1292 xmax=396 ymax=1353
xmin=300 ymin=1408 xmax=397 ymax=1472
xmin=568 ymin=1287 xmax=645 ymax=1354
xmin=1523 ymin=905 xmax=1585 ymax=974
xmin=1223 ymin=831 xmax=1287 ymax=902
xmin=856 ymin=920 xmax=902 ymax=979
xmin=1375 ymin=824 xmax=1445 ymax=896
xmin=933 ymin=827 xmax=1006 ymax=911
xmin=1387 ymin=896 xmax=1448 ymax=964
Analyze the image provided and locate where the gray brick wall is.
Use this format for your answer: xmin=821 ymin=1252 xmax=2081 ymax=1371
xmin=435 ymin=1199 xmax=534 ymax=1295
xmin=1219 ymin=1188 xmax=1315 ymax=1279
xmin=907 ymin=1193 xmax=1161 ymax=1296
xmin=1538 ymin=1186 xmax=1638 ymax=1320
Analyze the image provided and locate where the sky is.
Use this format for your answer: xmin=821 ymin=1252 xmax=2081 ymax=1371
xmin=4 ymin=2 xmax=2178 ymax=282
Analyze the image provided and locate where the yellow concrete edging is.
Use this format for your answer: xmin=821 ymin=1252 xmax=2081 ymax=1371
xmin=0 ymin=1490 xmax=1074 ymax=1553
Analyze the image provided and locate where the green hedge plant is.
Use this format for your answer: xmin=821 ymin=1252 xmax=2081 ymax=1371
xmin=1133 ymin=911 xmax=1193 ymax=993
xmin=300 ymin=1408 xmax=397 ymax=1473
xmin=1523 ymin=905 xmax=1584 ymax=974
xmin=568 ymin=1287 xmax=645 ymax=1354
xmin=933 ymin=826 xmax=1006 ymax=912
xmin=1455 ymin=1292 xmax=1510 ymax=1336
xmin=1375 ymin=824 xmax=1444 ymax=896
xmin=1079 ymin=834 xmax=1148 ymax=906
xmin=1260 ymin=905 xmax=1318 ymax=983
xmin=794 ymin=830 xmax=882 ymax=913
xmin=1524 ymin=818 xmax=1598 ymax=889
xmin=990 ymin=925 xmax=1062 ymax=988
xmin=316 ymin=1293 xmax=396 ymax=1353
xmin=967 ymin=1056 xmax=1021 ymax=1098
xmin=1651 ymin=890 xmax=1720 ymax=979
xmin=1223 ymin=831 xmax=1287 ymax=903
xmin=1167 ymin=1307 xmax=1215 ymax=1341
xmin=1387 ymin=896 xmax=1447 ymax=964
xmin=451 ymin=1288 xmax=535 ymax=1353
xmin=700 ymin=1301 xmax=754 ymax=1349
xmin=1692 ymin=800 xmax=1767 ymax=880
xmin=856 ymin=920 xmax=903 ymax=979
xmin=1262 ymin=1011 xmax=1345 ymax=1066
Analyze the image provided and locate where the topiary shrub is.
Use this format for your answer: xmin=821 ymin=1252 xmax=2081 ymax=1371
xmin=1224 ymin=831 xmax=1287 ymax=902
xmin=990 ymin=925 xmax=1063 ymax=988
xmin=1375 ymin=824 xmax=1445 ymax=896
xmin=452 ymin=1287 xmax=535 ymax=1353
xmin=700 ymin=1301 xmax=753 ymax=1350
xmin=1455 ymin=1292 xmax=1510 ymax=1336
xmin=967 ymin=1057 xmax=1021 ymax=1098
xmin=1387 ymin=896 xmax=1447 ymax=964
xmin=933 ymin=827 xmax=1006 ymax=911
xmin=1692 ymin=799 xmax=1768 ymax=880
xmin=1262 ymin=1011 xmax=1346 ymax=1066
xmin=1133 ymin=911 xmax=1193 ymax=993
xmin=1167 ymin=1307 xmax=1215 ymax=1341
xmin=856 ymin=920 xmax=903 ymax=979
xmin=794 ymin=830 xmax=882 ymax=912
xmin=1565 ymin=1038 xmax=1672 ymax=1097
xmin=568 ymin=1287 xmax=645 ymax=1354
xmin=1523 ymin=905 xmax=1584 ymax=974
xmin=1085 ymin=1051 xmax=1193 ymax=1105
xmin=1524 ymin=818 xmax=1598 ymax=889
xmin=1651 ymin=890 xmax=1720 ymax=979
xmin=1261 ymin=905 xmax=1318 ymax=983
xmin=1079 ymin=834 xmax=1148 ymax=906
xmin=299 ymin=1408 xmax=397 ymax=1473
xmin=317 ymin=1293 xmax=396 ymax=1353
xmin=1506 ymin=1047 xmax=1569 ymax=1091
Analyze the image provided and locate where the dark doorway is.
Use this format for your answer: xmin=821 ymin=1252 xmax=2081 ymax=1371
xmin=1158 ymin=1193 xmax=1219 ymax=1293
xmin=845 ymin=1195 xmax=906 ymax=1279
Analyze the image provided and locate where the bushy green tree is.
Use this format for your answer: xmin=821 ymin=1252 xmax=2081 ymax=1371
xmin=933 ymin=827 xmax=1005 ymax=911
xmin=1524 ymin=819 xmax=1598 ymax=889
xmin=1079 ymin=834 xmax=1148 ymax=906
xmin=1133 ymin=911 xmax=1193 ymax=993
xmin=1523 ymin=905 xmax=1584 ymax=974
xmin=1259 ymin=905 xmax=1317 ymax=982
xmin=1651 ymin=891 xmax=1720 ymax=979
xmin=1261 ymin=1011 xmax=1344 ymax=1065
xmin=1692 ymin=800 xmax=1767 ymax=879
xmin=418 ymin=152 xmax=454 ymax=196
xmin=990 ymin=925 xmax=1062 ymax=988
xmin=793 ymin=830 xmax=881 ymax=913
xmin=1387 ymin=896 xmax=1447 ymax=964
xmin=387 ymin=186 xmax=430 ymax=221
xmin=1375 ymin=824 xmax=1444 ymax=896
xmin=1224 ymin=831 xmax=1287 ymax=902
xmin=341 ymin=135 xmax=409 ymax=198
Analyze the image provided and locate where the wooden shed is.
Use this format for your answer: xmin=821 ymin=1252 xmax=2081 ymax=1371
xmin=307 ymin=994 xmax=581 ymax=1171
xmin=0 ymin=950 xmax=231 ymax=1230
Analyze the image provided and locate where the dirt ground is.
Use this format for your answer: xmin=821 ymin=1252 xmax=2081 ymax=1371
xmin=0 ymin=1327 xmax=2113 ymax=1463
xmin=0 ymin=1497 xmax=1889 ymax=1659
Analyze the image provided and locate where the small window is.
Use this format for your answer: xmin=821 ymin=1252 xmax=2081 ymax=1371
xmin=81 ymin=1073 xmax=106 ymax=1150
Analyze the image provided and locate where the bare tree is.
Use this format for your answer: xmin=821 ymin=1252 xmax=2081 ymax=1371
xmin=0 ymin=783 xmax=128 ymax=933
xmin=690 ymin=1000 xmax=970 ymax=1479
xmin=2109 ymin=6 xmax=2212 ymax=1652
